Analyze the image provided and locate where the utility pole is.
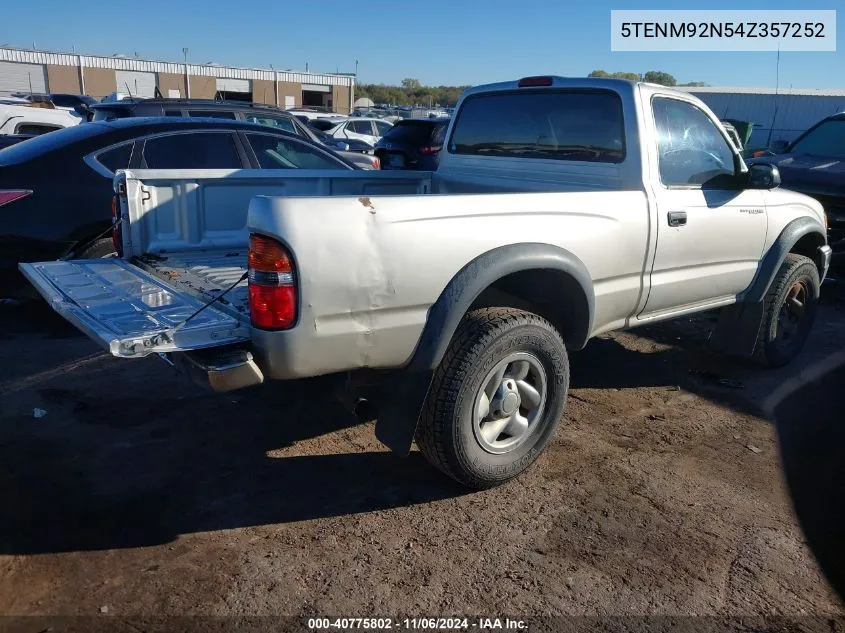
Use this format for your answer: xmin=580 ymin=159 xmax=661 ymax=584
xmin=183 ymin=47 xmax=190 ymax=98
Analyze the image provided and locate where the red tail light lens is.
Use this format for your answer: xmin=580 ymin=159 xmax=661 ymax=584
xmin=373 ymin=156 xmax=381 ymax=169
xmin=419 ymin=146 xmax=442 ymax=155
xmin=0 ymin=189 xmax=32 ymax=208
xmin=752 ymin=150 xmax=766 ymax=158
xmin=518 ymin=76 xmax=553 ymax=87
xmin=248 ymin=234 xmax=296 ymax=330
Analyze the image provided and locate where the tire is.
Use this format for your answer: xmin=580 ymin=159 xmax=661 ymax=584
xmin=416 ymin=307 xmax=569 ymax=489
xmin=754 ymin=253 xmax=819 ymax=368
xmin=76 ymin=238 xmax=116 ymax=259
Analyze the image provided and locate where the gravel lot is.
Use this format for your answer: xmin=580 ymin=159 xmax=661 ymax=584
xmin=1 ymin=283 xmax=844 ymax=626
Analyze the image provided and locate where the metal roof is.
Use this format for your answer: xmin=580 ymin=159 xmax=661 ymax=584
xmin=676 ymin=86 xmax=845 ymax=97
xmin=0 ymin=47 xmax=353 ymax=87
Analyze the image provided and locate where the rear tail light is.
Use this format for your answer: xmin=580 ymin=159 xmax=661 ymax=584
xmin=0 ymin=189 xmax=32 ymax=208
xmin=373 ymin=156 xmax=381 ymax=169
xmin=419 ymin=146 xmax=442 ymax=155
xmin=752 ymin=150 xmax=766 ymax=158
xmin=518 ymin=76 xmax=553 ymax=87
xmin=111 ymin=195 xmax=123 ymax=257
xmin=248 ymin=234 xmax=297 ymax=330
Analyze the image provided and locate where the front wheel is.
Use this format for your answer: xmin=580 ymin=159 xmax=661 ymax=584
xmin=416 ymin=308 xmax=569 ymax=489
xmin=754 ymin=253 xmax=820 ymax=368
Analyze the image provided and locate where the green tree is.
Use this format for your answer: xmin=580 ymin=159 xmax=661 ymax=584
xmin=401 ymin=78 xmax=421 ymax=91
xmin=643 ymin=70 xmax=677 ymax=86
xmin=588 ymin=70 xmax=610 ymax=78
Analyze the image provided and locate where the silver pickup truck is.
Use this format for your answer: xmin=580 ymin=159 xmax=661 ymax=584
xmin=21 ymin=76 xmax=832 ymax=489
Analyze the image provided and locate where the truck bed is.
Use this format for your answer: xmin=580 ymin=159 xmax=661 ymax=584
xmin=136 ymin=249 xmax=250 ymax=322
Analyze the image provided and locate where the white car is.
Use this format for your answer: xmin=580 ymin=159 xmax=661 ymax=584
xmin=325 ymin=117 xmax=393 ymax=146
xmin=0 ymin=104 xmax=82 ymax=136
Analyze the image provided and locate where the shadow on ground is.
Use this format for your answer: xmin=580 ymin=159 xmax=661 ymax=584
xmin=1 ymin=278 xmax=843 ymax=555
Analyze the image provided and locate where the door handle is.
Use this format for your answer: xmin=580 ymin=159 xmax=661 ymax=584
xmin=668 ymin=211 xmax=687 ymax=227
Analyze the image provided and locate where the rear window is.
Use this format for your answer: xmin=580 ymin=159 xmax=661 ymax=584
xmin=383 ymin=121 xmax=441 ymax=144
xmin=92 ymin=107 xmax=132 ymax=122
xmin=448 ymin=90 xmax=625 ymax=163
xmin=0 ymin=122 xmax=107 ymax=165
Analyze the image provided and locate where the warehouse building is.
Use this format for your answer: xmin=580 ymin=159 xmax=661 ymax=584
xmin=677 ymin=86 xmax=845 ymax=148
xmin=0 ymin=47 xmax=355 ymax=114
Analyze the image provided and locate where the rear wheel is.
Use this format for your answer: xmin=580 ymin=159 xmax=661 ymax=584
xmin=416 ymin=307 xmax=569 ymax=489
xmin=76 ymin=238 xmax=116 ymax=259
xmin=754 ymin=253 xmax=819 ymax=368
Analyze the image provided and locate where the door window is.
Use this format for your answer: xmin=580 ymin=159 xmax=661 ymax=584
xmin=246 ymin=133 xmax=347 ymax=170
xmin=653 ymin=98 xmax=736 ymax=186
xmin=142 ymin=133 xmax=242 ymax=169
xmin=349 ymin=120 xmax=374 ymax=135
xmin=242 ymin=114 xmax=297 ymax=134
xmin=95 ymin=143 xmax=133 ymax=173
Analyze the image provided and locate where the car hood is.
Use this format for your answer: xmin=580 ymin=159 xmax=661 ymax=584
xmin=748 ymin=153 xmax=845 ymax=197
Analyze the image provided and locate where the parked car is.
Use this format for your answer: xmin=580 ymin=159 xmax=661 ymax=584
xmin=324 ymin=117 xmax=393 ymax=146
xmin=11 ymin=92 xmax=98 ymax=111
xmin=86 ymin=97 xmax=377 ymax=169
xmin=374 ymin=118 xmax=449 ymax=170
xmin=0 ymin=133 xmax=35 ymax=150
xmin=300 ymin=117 xmax=338 ymax=132
xmin=0 ymin=103 xmax=82 ymax=136
xmin=22 ymin=76 xmax=830 ymax=489
xmin=0 ymin=117 xmax=354 ymax=294
xmin=285 ymin=108 xmax=346 ymax=123
xmin=747 ymin=112 xmax=845 ymax=253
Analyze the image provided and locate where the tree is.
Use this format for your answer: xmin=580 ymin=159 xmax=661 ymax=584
xmin=401 ymin=78 xmax=421 ymax=91
xmin=679 ymin=81 xmax=709 ymax=87
xmin=588 ymin=70 xmax=610 ymax=78
xmin=643 ymin=71 xmax=677 ymax=86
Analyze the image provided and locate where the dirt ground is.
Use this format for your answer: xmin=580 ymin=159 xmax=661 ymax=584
xmin=1 ymin=281 xmax=844 ymax=626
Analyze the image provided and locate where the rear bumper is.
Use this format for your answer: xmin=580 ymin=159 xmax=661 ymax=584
xmin=170 ymin=346 xmax=264 ymax=392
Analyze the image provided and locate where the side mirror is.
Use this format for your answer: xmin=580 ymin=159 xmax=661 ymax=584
xmin=771 ymin=139 xmax=790 ymax=154
xmin=748 ymin=163 xmax=781 ymax=189
xmin=335 ymin=142 xmax=350 ymax=151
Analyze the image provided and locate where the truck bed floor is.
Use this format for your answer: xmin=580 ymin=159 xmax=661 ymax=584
xmin=136 ymin=249 xmax=249 ymax=321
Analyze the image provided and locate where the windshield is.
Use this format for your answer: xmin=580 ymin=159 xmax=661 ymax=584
xmin=788 ymin=119 xmax=845 ymax=159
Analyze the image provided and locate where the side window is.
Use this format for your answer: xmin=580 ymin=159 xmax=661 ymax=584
xmin=652 ymin=98 xmax=736 ymax=186
xmin=242 ymin=114 xmax=297 ymax=134
xmin=374 ymin=121 xmax=392 ymax=135
xmin=96 ymin=143 xmax=133 ymax=173
xmin=14 ymin=123 xmax=62 ymax=135
xmin=246 ymin=133 xmax=346 ymax=170
xmin=187 ymin=110 xmax=237 ymax=119
xmin=432 ymin=124 xmax=448 ymax=145
xmin=350 ymin=120 xmax=373 ymax=135
xmin=142 ymin=133 xmax=242 ymax=169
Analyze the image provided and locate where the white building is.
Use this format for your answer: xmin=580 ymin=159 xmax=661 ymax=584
xmin=677 ymin=86 xmax=845 ymax=147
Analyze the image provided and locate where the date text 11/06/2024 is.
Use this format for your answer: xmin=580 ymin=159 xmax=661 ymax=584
xmin=307 ymin=618 xmax=528 ymax=630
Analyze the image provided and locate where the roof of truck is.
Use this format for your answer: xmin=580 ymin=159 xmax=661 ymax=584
xmin=462 ymin=76 xmax=693 ymax=100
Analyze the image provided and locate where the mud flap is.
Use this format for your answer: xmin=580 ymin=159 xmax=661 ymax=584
xmin=373 ymin=369 xmax=434 ymax=457
xmin=709 ymin=301 xmax=764 ymax=358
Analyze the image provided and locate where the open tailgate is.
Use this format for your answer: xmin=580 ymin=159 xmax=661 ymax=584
xmin=19 ymin=259 xmax=249 ymax=358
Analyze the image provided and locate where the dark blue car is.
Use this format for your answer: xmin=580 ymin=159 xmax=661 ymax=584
xmin=748 ymin=112 xmax=845 ymax=254
xmin=374 ymin=118 xmax=449 ymax=170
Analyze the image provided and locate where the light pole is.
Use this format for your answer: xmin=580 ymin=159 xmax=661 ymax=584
xmin=182 ymin=47 xmax=190 ymax=98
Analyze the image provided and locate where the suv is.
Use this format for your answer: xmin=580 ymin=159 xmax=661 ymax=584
xmin=374 ymin=118 xmax=449 ymax=170
xmin=86 ymin=98 xmax=378 ymax=169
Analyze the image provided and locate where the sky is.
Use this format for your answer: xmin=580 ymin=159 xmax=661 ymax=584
xmin=1 ymin=0 xmax=842 ymax=89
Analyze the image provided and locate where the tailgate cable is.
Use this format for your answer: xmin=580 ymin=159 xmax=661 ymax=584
xmin=165 ymin=270 xmax=249 ymax=338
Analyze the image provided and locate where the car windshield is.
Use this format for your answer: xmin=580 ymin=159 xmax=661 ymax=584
xmin=788 ymin=119 xmax=845 ymax=159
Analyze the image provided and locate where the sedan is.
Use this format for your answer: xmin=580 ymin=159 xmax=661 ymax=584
xmin=324 ymin=118 xmax=393 ymax=147
xmin=0 ymin=117 xmax=353 ymax=295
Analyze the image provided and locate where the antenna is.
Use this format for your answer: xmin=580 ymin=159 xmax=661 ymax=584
xmin=154 ymin=86 xmax=163 ymax=99
xmin=765 ymin=44 xmax=781 ymax=147
xmin=124 ymin=81 xmax=133 ymax=99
